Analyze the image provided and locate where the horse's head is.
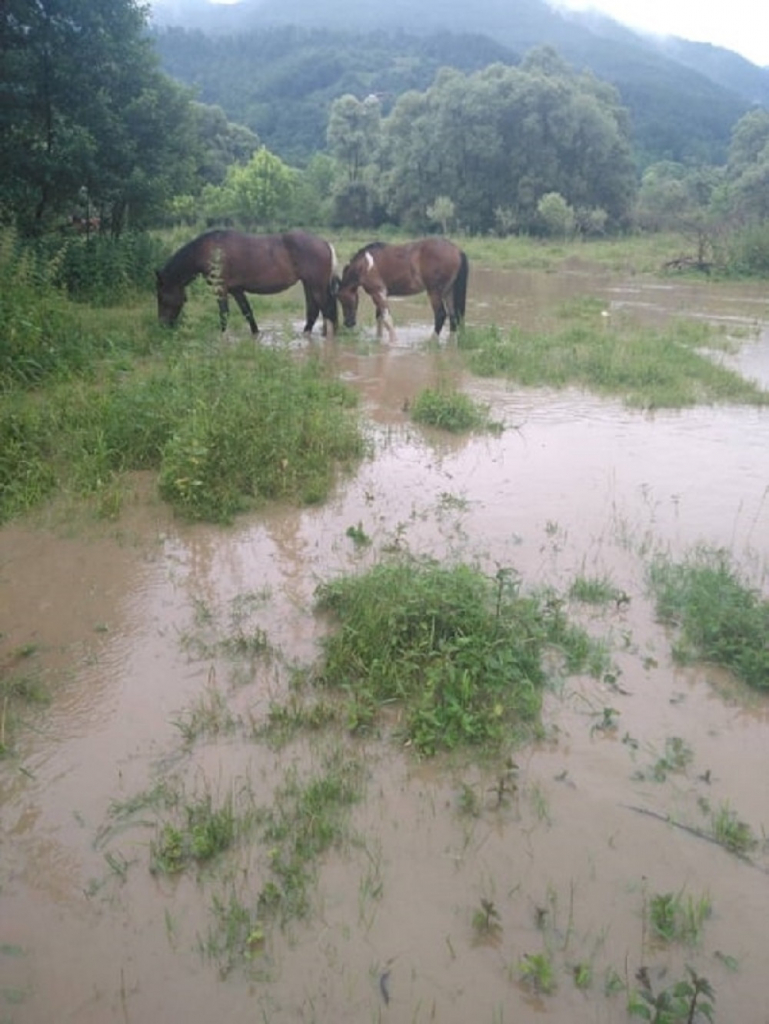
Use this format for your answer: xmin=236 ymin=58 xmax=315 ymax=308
xmin=336 ymin=262 xmax=361 ymax=328
xmin=155 ymin=270 xmax=186 ymax=326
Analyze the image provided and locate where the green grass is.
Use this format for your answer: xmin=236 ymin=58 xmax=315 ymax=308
xmin=648 ymin=547 xmax=769 ymax=689
xmin=459 ymin=320 xmax=769 ymax=408
xmin=710 ymin=801 xmax=757 ymax=855
xmin=648 ymin=889 xmax=712 ymax=946
xmin=517 ymin=951 xmax=557 ymax=994
xmin=150 ymin=790 xmax=240 ymax=875
xmin=410 ymin=387 xmax=501 ymax=433
xmin=314 ymin=557 xmax=607 ymax=755
xmin=1 ymin=343 xmax=365 ymax=524
xmin=569 ymin=573 xmax=625 ymax=605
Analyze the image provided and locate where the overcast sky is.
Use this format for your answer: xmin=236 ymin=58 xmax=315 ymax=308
xmin=554 ymin=0 xmax=768 ymax=67
xmin=197 ymin=0 xmax=768 ymax=68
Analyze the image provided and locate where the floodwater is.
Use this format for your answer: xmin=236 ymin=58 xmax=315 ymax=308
xmin=1 ymin=263 xmax=768 ymax=1024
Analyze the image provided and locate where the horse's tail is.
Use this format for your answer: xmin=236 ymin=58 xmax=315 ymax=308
xmin=324 ymin=242 xmax=340 ymax=329
xmin=453 ymin=250 xmax=469 ymax=323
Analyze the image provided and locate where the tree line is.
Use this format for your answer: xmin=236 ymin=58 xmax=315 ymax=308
xmin=2 ymin=0 xmax=769 ymax=271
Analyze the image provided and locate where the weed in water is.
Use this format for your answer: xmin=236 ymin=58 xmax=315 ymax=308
xmin=357 ymin=839 xmax=385 ymax=929
xmin=488 ymin=760 xmax=519 ymax=809
xmin=458 ymin=783 xmax=483 ymax=818
xmin=572 ymin=961 xmax=593 ymax=990
xmin=172 ymin=677 xmax=238 ymax=745
xmin=590 ymin=705 xmax=620 ymax=737
xmin=200 ymin=887 xmax=266 ymax=979
xmin=256 ymin=750 xmax=365 ymax=923
xmin=645 ymin=736 xmax=694 ymax=782
xmin=569 ymin=573 xmax=624 ymax=605
xmin=648 ymin=888 xmax=712 ymax=946
xmin=255 ymin=694 xmax=340 ymax=747
xmin=472 ymin=898 xmax=502 ymax=944
xmin=517 ymin=951 xmax=557 ymax=995
xmin=648 ymin=547 xmax=769 ymax=690
xmin=0 ymin=669 xmax=50 ymax=757
xmin=345 ymin=521 xmax=372 ymax=547
xmin=710 ymin=801 xmax=757 ymax=856
xmin=604 ymin=966 xmax=625 ymax=996
xmin=628 ymin=966 xmax=715 ymax=1023
xmin=150 ymin=790 xmax=238 ymax=875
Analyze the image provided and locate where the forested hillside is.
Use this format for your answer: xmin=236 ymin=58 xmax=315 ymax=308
xmin=151 ymin=0 xmax=767 ymax=167
xmin=153 ymin=27 xmax=518 ymax=163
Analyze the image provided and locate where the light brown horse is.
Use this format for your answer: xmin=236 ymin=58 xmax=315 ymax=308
xmin=336 ymin=237 xmax=468 ymax=343
xmin=155 ymin=229 xmax=339 ymax=336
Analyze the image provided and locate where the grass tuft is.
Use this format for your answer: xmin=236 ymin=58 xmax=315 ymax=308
xmin=410 ymin=387 xmax=501 ymax=433
xmin=314 ymin=558 xmax=605 ymax=755
xmin=648 ymin=547 xmax=769 ymax=690
xmin=458 ymin=320 xmax=769 ymax=408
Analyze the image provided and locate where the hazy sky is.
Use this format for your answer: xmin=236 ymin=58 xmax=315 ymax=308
xmin=200 ymin=0 xmax=768 ymax=67
xmin=554 ymin=0 xmax=768 ymax=66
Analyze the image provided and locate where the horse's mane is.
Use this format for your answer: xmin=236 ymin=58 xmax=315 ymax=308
xmin=159 ymin=229 xmax=233 ymax=283
xmin=348 ymin=240 xmax=388 ymax=263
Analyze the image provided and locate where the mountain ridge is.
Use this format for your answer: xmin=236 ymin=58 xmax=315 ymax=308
xmin=150 ymin=0 xmax=769 ymax=167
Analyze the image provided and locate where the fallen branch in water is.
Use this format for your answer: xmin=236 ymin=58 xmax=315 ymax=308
xmin=621 ymin=804 xmax=769 ymax=874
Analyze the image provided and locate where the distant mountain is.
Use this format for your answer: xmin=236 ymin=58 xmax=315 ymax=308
xmin=150 ymin=0 xmax=769 ymax=166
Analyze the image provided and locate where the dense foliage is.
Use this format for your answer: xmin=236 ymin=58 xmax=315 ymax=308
xmin=0 ymin=0 xmax=200 ymax=234
xmin=372 ymin=51 xmax=637 ymax=233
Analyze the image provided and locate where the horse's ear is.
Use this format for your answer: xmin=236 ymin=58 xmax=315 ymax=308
xmin=330 ymin=274 xmax=341 ymax=296
xmin=155 ymin=269 xmax=162 ymax=285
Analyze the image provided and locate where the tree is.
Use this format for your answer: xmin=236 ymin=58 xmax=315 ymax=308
xmin=327 ymin=94 xmax=382 ymax=183
xmin=201 ymin=147 xmax=297 ymax=228
xmin=537 ymin=192 xmax=575 ymax=238
xmin=726 ymin=109 xmax=769 ymax=225
xmin=0 ymin=0 xmax=198 ymax=233
xmin=636 ymin=161 xmax=725 ymax=266
xmin=189 ymin=103 xmax=260 ymax=188
xmin=426 ymin=196 xmax=456 ymax=234
xmin=377 ymin=55 xmax=637 ymax=234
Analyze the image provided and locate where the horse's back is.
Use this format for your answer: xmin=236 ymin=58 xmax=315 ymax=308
xmin=371 ymin=237 xmax=463 ymax=295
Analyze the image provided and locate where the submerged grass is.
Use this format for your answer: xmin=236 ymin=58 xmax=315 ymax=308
xmin=0 ymin=664 xmax=50 ymax=757
xmin=314 ymin=558 xmax=606 ymax=755
xmin=648 ymin=547 xmax=769 ymax=689
xmin=256 ymin=750 xmax=365 ymax=922
xmin=150 ymin=789 xmax=241 ymax=875
xmin=459 ymin=320 xmax=768 ymax=408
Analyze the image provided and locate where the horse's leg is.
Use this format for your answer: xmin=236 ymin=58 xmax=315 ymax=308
xmin=444 ymin=294 xmax=459 ymax=333
xmin=430 ymin=291 xmax=448 ymax=339
xmin=217 ymin=295 xmax=229 ymax=332
xmin=301 ymin=282 xmax=320 ymax=336
xmin=370 ymin=288 xmax=396 ymax=344
xmin=232 ymin=289 xmax=259 ymax=335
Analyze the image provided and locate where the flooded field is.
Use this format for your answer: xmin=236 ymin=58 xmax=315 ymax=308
xmin=1 ymin=264 xmax=768 ymax=1023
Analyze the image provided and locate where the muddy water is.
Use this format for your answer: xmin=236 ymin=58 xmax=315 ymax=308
xmin=1 ymin=264 xmax=768 ymax=1024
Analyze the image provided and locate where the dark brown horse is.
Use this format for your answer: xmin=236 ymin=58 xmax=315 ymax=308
xmin=336 ymin=237 xmax=468 ymax=342
xmin=155 ymin=229 xmax=339 ymax=336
